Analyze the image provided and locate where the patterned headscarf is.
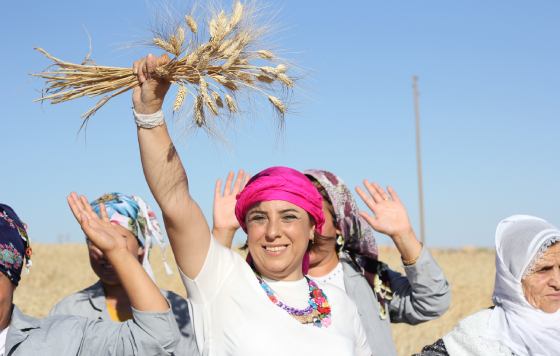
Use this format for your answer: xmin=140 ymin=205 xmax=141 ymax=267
xmin=304 ymin=171 xmax=394 ymax=318
xmin=90 ymin=193 xmax=172 ymax=279
xmin=235 ymin=167 xmax=325 ymax=234
xmin=304 ymin=169 xmax=378 ymax=261
xmin=0 ymin=204 xmax=32 ymax=285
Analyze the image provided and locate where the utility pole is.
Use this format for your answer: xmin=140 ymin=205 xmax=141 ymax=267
xmin=412 ymin=76 xmax=426 ymax=244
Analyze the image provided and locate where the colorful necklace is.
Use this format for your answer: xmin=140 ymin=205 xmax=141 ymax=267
xmin=256 ymin=274 xmax=332 ymax=328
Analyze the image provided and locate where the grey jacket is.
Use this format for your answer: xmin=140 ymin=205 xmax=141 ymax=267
xmin=6 ymin=304 xmax=180 ymax=355
xmin=342 ymin=246 xmax=451 ymax=356
xmin=50 ymin=281 xmax=198 ymax=356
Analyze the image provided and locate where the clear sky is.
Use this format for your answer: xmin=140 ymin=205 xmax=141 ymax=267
xmin=1 ymin=0 xmax=559 ymax=247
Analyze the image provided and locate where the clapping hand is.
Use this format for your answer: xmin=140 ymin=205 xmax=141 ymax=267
xmin=212 ymin=170 xmax=249 ymax=247
xmin=67 ymin=192 xmax=127 ymax=255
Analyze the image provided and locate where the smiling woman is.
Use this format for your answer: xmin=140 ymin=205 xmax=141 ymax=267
xmin=244 ymin=200 xmax=313 ymax=280
xmin=130 ymin=53 xmax=372 ymax=355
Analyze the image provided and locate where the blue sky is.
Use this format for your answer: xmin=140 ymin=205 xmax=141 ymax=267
xmin=1 ymin=1 xmax=559 ymax=247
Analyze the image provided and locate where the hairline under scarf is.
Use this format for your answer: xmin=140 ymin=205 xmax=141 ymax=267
xmin=235 ymin=166 xmax=325 ymax=235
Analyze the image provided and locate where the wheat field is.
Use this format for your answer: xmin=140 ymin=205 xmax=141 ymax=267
xmin=14 ymin=244 xmax=495 ymax=356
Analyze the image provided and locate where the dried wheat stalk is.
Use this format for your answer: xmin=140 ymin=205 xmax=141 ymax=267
xmin=33 ymin=1 xmax=294 ymax=129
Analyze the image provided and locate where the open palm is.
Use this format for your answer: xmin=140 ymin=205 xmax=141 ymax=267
xmin=355 ymin=181 xmax=413 ymax=240
xmin=67 ymin=192 xmax=128 ymax=253
xmin=213 ymin=170 xmax=249 ymax=233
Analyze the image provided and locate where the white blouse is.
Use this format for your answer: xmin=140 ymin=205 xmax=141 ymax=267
xmin=181 ymin=237 xmax=371 ymax=356
xmin=0 ymin=326 xmax=7 ymax=356
xmin=309 ymin=262 xmax=346 ymax=292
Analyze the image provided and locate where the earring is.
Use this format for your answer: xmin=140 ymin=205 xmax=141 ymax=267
xmin=336 ymin=235 xmax=344 ymax=246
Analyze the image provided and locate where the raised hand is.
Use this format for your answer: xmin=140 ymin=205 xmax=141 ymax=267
xmin=132 ymin=54 xmax=172 ymax=114
xmin=68 ymin=192 xmax=169 ymax=312
xmin=355 ymin=180 xmax=422 ymax=263
xmin=67 ymin=192 xmax=127 ymax=254
xmin=355 ymin=181 xmax=413 ymax=240
xmin=213 ymin=170 xmax=249 ymax=248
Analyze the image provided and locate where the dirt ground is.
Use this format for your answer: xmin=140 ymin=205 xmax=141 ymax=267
xmin=15 ymin=244 xmax=495 ymax=356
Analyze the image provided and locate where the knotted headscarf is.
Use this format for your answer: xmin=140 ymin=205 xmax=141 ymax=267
xmin=0 ymin=204 xmax=32 ymax=285
xmin=235 ymin=167 xmax=325 ymax=234
xmin=304 ymin=169 xmax=378 ymax=261
xmin=489 ymin=215 xmax=560 ymax=356
xmin=90 ymin=193 xmax=172 ymax=279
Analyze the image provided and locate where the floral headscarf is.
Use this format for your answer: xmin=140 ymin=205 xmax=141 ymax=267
xmin=0 ymin=204 xmax=32 ymax=285
xmin=90 ymin=193 xmax=172 ymax=279
xmin=304 ymin=169 xmax=378 ymax=261
xmin=304 ymin=170 xmax=393 ymax=318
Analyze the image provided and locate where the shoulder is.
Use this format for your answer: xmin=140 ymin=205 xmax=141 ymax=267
xmin=443 ymin=308 xmax=512 ymax=356
xmin=10 ymin=315 xmax=89 ymax=354
xmin=452 ymin=308 xmax=493 ymax=333
xmin=35 ymin=314 xmax=90 ymax=334
xmin=50 ymin=283 xmax=103 ymax=316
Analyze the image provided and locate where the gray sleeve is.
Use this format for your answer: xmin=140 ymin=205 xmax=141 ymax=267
xmin=164 ymin=291 xmax=200 ymax=356
xmin=79 ymin=307 xmax=181 ymax=355
xmin=48 ymin=292 xmax=96 ymax=319
xmin=387 ymin=246 xmax=451 ymax=324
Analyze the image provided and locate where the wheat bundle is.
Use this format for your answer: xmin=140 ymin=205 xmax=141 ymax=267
xmin=33 ymin=1 xmax=293 ymax=129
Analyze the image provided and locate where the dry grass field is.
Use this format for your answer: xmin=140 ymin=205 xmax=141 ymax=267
xmin=15 ymin=244 xmax=495 ymax=356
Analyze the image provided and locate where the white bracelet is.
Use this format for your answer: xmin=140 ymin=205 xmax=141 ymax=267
xmin=133 ymin=109 xmax=165 ymax=128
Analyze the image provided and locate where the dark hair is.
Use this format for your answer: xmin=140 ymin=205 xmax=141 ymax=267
xmin=305 ymin=175 xmax=343 ymax=253
xmin=305 ymin=176 xmax=336 ymax=224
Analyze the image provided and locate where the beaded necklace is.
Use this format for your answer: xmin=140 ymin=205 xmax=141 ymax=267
xmin=256 ymin=274 xmax=332 ymax=328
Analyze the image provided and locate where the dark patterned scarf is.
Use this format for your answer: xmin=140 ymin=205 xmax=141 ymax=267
xmin=0 ymin=204 xmax=32 ymax=285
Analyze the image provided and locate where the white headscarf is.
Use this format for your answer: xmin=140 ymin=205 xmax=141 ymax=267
xmin=488 ymin=215 xmax=560 ymax=356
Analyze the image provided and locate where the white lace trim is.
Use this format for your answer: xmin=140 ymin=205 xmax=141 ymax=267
xmin=312 ymin=262 xmax=343 ymax=285
xmin=523 ymin=236 xmax=560 ymax=279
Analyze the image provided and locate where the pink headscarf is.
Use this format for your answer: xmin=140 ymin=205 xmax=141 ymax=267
xmin=235 ymin=166 xmax=325 ymax=234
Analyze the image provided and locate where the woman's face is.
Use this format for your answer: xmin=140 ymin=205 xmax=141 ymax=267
xmin=309 ymin=198 xmax=340 ymax=266
xmin=522 ymin=242 xmax=560 ymax=313
xmin=88 ymin=224 xmax=144 ymax=286
xmin=0 ymin=272 xmax=15 ymax=314
xmin=246 ymin=200 xmax=314 ymax=281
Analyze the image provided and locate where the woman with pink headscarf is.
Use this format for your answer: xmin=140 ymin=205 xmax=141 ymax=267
xmin=130 ymin=54 xmax=372 ymax=356
xmin=213 ymin=170 xmax=450 ymax=356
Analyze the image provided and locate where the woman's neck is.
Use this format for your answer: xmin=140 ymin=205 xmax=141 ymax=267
xmin=103 ymin=283 xmax=129 ymax=303
xmin=0 ymin=302 xmax=12 ymax=331
xmin=307 ymin=250 xmax=339 ymax=278
xmin=257 ymin=267 xmax=304 ymax=282
xmin=103 ymin=282 xmax=133 ymax=320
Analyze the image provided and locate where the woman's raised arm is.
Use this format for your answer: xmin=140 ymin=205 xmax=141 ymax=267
xmin=132 ymin=54 xmax=210 ymax=278
xmin=67 ymin=192 xmax=169 ymax=312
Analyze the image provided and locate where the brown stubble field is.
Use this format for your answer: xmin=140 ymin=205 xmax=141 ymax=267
xmin=15 ymin=244 xmax=495 ymax=356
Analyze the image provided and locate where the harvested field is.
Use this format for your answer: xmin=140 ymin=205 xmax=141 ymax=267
xmin=15 ymin=244 xmax=495 ymax=356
